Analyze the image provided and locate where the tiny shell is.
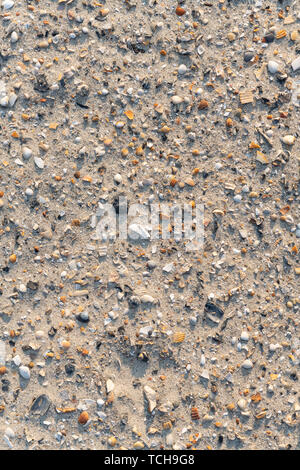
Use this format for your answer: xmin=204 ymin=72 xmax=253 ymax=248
xmin=239 ymin=90 xmax=253 ymax=104
xmin=108 ymin=436 xmax=117 ymax=447
xmin=133 ymin=441 xmax=144 ymax=449
xmin=172 ymin=331 xmax=185 ymax=343
xmin=256 ymin=151 xmax=269 ymax=164
xmin=276 ymin=30 xmax=287 ymax=39
xmin=144 ymin=385 xmax=157 ymax=412
xmin=191 ymin=407 xmax=200 ymax=420
xmin=197 ymin=45 xmax=205 ymax=56
xmin=124 ymin=110 xmax=134 ymax=120
xmin=106 ymin=378 xmax=115 ymax=393
xmin=171 ymin=95 xmax=183 ymax=105
xmin=281 ymin=135 xmax=295 ymax=145
xmin=291 ymin=56 xmax=300 ymax=71
xmin=198 ymin=99 xmax=209 ymax=109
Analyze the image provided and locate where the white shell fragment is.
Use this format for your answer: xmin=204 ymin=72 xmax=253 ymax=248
xmin=144 ymin=385 xmax=157 ymax=412
xmin=281 ymin=135 xmax=296 ymax=145
xmin=291 ymin=56 xmax=300 ymax=72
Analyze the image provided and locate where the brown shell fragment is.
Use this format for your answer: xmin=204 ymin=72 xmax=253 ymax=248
xmin=198 ymin=99 xmax=209 ymax=109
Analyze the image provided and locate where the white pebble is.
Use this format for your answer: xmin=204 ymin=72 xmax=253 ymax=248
xmin=36 ymin=330 xmax=45 ymax=339
xmin=22 ymin=147 xmax=32 ymax=159
xmin=195 ymin=87 xmax=203 ymax=96
xmin=114 ymin=173 xmax=122 ymax=184
xmin=291 ymin=56 xmax=300 ymax=72
xmin=178 ymin=64 xmax=187 ymax=75
xmin=11 ymin=31 xmax=18 ymax=43
xmin=2 ymin=0 xmax=14 ymax=10
xmin=0 ymin=96 xmax=9 ymax=107
xmin=8 ymin=93 xmax=18 ymax=107
xmin=281 ymin=135 xmax=295 ymax=145
xmin=268 ymin=60 xmax=279 ymax=74
xmin=19 ymin=365 xmax=30 ymax=379
xmin=12 ymin=355 xmax=22 ymax=366
xmin=242 ymin=359 xmax=253 ymax=369
xmin=237 ymin=398 xmax=247 ymax=410
xmin=34 ymin=157 xmax=44 ymax=169
xmin=25 ymin=188 xmax=33 ymax=196
xmin=240 ymin=331 xmax=249 ymax=341
xmin=4 ymin=428 xmax=15 ymax=439
xmin=171 ymin=95 xmax=183 ymax=105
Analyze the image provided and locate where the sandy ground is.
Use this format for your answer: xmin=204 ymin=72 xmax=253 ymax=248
xmin=0 ymin=0 xmax=299 ymax=450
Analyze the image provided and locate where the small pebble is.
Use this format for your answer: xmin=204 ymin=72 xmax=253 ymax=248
xmin=19 ymin=366 xmax=30 ymax=380
xmin=268 ymin=61 xmax=279 ymax=74
xmin=242 ymin=359 xmax=253 ymax=370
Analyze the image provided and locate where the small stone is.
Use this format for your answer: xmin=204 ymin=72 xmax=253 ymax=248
xmin=242 ymin=359 xmax=253 ymax=370
xmin=78 ymin=411 xmax=89 ymax=425
xmin=240 ymin=331 xmax=249 ymax=341
xmin=34 ymin=157 xmax=44 ymax=169
xmin=264 ymin=32 xmax=275 ymax=43
xmin=200 ymin=369 xmax=210 ymax=380
xmin=25 ymin=188 xmax=33 ymax=197
xmin=140 ymin=294 xmax=155 ymax=304
xmin=195 ymin=87 xmax=203 ymax=96
xmin=178 ymin=64 xmax=187 ymax=75
xmin=19 ymin=365 xmax=30 ymax=380
xmin=61 ymin=340 xmax=70 ymax=350
xmin=114 ymin=173 xmax=122 ymax=184
xmin=22 ymin=147 xmax=32 ymax=159
xmin=237 ymin=398 xmax=247 ymax=410
xmin=144 ymin=385 xmax=157 ymax=412
xmin=8 ymin=93 xmax=17 ymax=107
xmin=198 ymin=99 xmax=209 ymax=109
xmin=239 ymin=230 xmax=247 ymax=239
xmin=291 ymin=56 xmax=300 ymax=72
xmin=268 ymin=61 xmax=279 ymax=74
xmin=4 ymin=428 xmax=14 ymax=440
xmin=0 ymin=96 xmax=8 ymax=107
xmin=175 ymin=6 xmax=186 ymax=16
xmin=2 ymin=0 xmax=14 ymax=10
xmin=78 ymin=311 xmax=89 ymax=322
xmin=171 ymin=95 xmax=183 ymax=105
xmin=281 ymin=135 xmax=295 ymax=145
xmin=12 ymin=355 xmax=21 ymax=367
xmin=133 ymin=441 xmax=144 ymax=449
xmin=106 ymin=379 xmax=115 ymax=393
xmin=227 ymin=32 xmax=236 ymax=42
xmin=9 ymin=253 xmax=17 ymax=263
xmin=11 ymin=31 xmax=18 ymax=43
xmin=244 ymin=51 xmax=254 ymax=62
xmin=108 ymin=436 xmax=117 ymax=447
